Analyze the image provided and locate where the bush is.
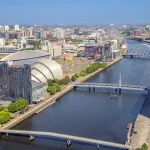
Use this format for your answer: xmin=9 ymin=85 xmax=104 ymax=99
xmin=20 ymin=109 xmax=25 ymax=114
xmin=0 ymin=112 xmax=11 ymax=124
xmin=8 ymin=103 xmax=18 ymax=113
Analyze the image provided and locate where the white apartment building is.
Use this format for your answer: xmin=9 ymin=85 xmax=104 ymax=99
xmin=41 ymin=40 xmax=51 ymax=51
xmin=0 ymin=38 xmax=5 ymax=46
xmin=53 ymin=28 xmax=65 ymax=39
xmin=14 ymin=24 xmax=20 ymax=31
xmin=4 ymin=25 xmax=9 ymax=32
xmin=0 ymin=26 xmax=5 ymax=32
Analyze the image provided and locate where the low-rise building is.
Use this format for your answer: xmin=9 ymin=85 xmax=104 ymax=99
xmin=48 ymin=45 xmax=62 ymax=58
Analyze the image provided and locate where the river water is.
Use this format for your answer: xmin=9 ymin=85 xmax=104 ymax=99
xmin=1 ymin=39 xmax=150 ymax=150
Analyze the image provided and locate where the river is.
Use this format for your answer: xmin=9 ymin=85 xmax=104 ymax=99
xmin=1 ymin=39 xmax=150 ymax=150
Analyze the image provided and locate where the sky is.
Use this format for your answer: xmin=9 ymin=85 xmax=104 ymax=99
xmin=0 ymin=0 xmax=150 ymax=25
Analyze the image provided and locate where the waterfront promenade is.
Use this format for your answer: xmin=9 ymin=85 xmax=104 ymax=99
xmin=0 ymin=57 xmax=122 ymax=130
xmin=130 ymin=91 xmax=150 ymax=149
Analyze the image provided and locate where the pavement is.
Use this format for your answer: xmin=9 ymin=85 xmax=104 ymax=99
xmin=130 ymin=91 xmax=150 ymax=149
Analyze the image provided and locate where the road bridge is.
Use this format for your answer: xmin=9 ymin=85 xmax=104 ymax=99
xmin=0 ymin=129 xmax=131 ymax=149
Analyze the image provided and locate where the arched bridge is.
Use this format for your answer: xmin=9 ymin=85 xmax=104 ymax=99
xmin=123 ymin=44 xmax=150 ymax=58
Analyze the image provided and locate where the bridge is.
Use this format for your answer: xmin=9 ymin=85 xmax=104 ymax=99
xmin=0 ymin=129 xmax=131 ymax=150
xmin=123 ymin=44 xmax=150 ymax=58
xmin=73 ymin=83 xmax=147 ymax=92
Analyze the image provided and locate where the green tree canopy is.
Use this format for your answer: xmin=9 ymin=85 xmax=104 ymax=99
xmin=8 ymin=103 xmax=18 ymax=113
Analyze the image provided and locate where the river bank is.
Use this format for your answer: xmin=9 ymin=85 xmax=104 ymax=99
xmin=130 ymin=91 xmax=150 ymax=149
xmin=1 ymin=57 xmax=122 ymax=130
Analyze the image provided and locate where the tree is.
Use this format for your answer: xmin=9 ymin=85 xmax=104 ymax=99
xmin=53 ymin=79 xmax=60 ymax=85
xmin=0 ymin=106 xmax=4 ymax=111
xmin=53 ymin=83 xmax=61 ymax=92
xmin=75 ymin=73 xmax=80 ymax=78
xmin=16 ymin=98 xmax=29 ymax=108
xmin=60 ymin=76 xmax=70 ymax=85
xmin=71 ymin=75 xmax=77 ymax=81
xmin=0 ymin=112 xmax=11 ymax=124
xmin=8 ymin=103 xmax=18 ymax=113
xmin=47 ymin=79 xmax=53 ymax=86
xmin=47 ymin=86 xmax=56 ymax=95
xmin=36 ymin=40 xmax=41 ymax=49
xmin=142 ymin=143 xmax=148 ymax=150
xmin=80 ymin=70 xmax=87 ymax=76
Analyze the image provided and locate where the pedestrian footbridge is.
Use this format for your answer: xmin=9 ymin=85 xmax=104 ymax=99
xmin=0 ymin=129 xmax=132 ymax=149
xmin=73 ymin=83 xmax=147 ymax=92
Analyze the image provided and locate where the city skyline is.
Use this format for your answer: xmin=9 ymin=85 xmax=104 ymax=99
xmin=1 ymin=0 xmax=150 ymax=25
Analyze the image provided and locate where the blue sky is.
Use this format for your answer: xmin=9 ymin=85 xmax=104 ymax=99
xmin=0 ymin=0 xmax=150 ymax=25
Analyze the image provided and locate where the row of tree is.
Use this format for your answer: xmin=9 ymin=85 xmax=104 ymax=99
xmin=47 ymin=76 xmax=71 ymax=95
xmin=8 ymin=98 xmax=29 ymax=113
xmin=71 ymin=63 xmax=107 ymax=81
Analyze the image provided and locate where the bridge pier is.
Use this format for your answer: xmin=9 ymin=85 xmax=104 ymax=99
xmin=131 ymin=55 xmax=133 ymax=58
xmin=115 ymin=89 xmax=117 ymax=93
xmin=93 ymin=87 xmax=95 ymax=92
xmin=89 ymin=87 xmax=91 ymax=92
xmin=118 ymin=88 xmax=121 ymax=94
xmin=74 ymin=86 xmax=77 ymax=91
xmin=66 ymin=139 xmax=71 ymax=147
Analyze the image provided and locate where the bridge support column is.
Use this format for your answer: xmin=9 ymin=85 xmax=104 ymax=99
xmin=131 ymin=55 xmax=133 ymax=58
xmin=93 ymin=87 xmax=95 ymax=92
xmin=66 ymin=139 xmax=71 ymax=147
xmin=118 ymin=88 xmax=121 ymax=94
xmin=115 ymin=89 xmax=117 ymax=93
xmin=89 ymin=87 xmax=91 ymax=92
xmin=74 ymin=86 xmax=77 ymax=91
xmin=97 ymin=144 xmax=100 ymax=149
xmin=6 ymin=133 xmax=8 ymax=137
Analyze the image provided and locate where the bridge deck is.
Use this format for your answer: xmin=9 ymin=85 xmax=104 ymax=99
xmin=73 ymin=83 xmax=146 ymax=90
xmin=0 ymin=130 xmax=131 ymax=149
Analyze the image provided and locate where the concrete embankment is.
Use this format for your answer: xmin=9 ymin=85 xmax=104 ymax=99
xmin=1 ymin=57 xmax=122 ymax=130
xmin=130 ymin=90 xmax=150 ymax=149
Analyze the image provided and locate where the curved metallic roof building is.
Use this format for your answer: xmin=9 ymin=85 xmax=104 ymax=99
xmin=31 ymin=58 xmax=63 ymax=82
xmin=1 ymin=50 xmax=50 ymax=65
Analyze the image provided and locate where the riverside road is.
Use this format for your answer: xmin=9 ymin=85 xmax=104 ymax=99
xmin=1 ymin=39 xmax=150 ymax=150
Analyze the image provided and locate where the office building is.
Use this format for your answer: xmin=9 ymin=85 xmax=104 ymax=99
xmin=0 ymin=62 xmax=32 ymax=103
xmin=14 ymin=24 xmax=19 ymax=31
